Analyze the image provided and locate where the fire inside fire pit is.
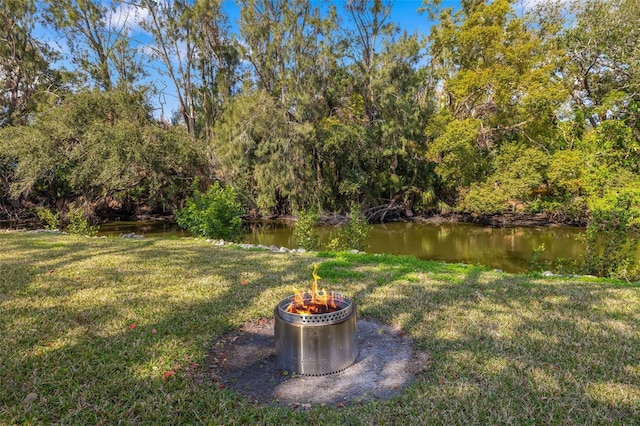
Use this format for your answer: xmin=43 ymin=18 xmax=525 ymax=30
xmin=274 ymin=264 xmax=358 ymax=376
xmin=285 ymin=265 xmax=343 ymax=315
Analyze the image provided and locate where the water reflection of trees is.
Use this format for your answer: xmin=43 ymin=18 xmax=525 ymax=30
xmin=353 ymin=223 xmax=586 ymax=273
xmin=231 ymin=221 xmax=590 ymax=273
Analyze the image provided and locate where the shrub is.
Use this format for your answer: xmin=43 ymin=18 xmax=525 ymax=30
xmin=36 ymin=208 xmax=60 ymax=230
xmin=293 ymin=210 xmax=320 ymax=251
xmin=580 ymin=187 xmax=640 ymax=280
xmin=528 ymin=187 xmax=640 ymax=280
xmin=458 ymin=183 xmax=508 ymax=215
xmin=66 ymin=208 xmax=98 ymax=236
xmin=528 ymin=243 xmax=547 ymax=272
xmin=328 ymin=204 xmax=371 ymax=251
xmin=528 ymin=243 xmax=581 ymax=275
xmin=176 ymin=181 xmax=244 ymax=241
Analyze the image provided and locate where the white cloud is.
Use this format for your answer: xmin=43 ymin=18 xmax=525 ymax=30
xmin=110 ymin=2 xmax=150 ymax=34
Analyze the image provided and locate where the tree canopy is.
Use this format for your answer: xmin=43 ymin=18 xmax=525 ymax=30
xmin=1 ymin=0 xmax=639 ymax=228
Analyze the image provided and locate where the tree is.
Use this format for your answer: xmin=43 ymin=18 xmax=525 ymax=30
xmin=427 ymin=118 xmax=484 ymax=191
xmin=139 ymin=0 xmax=238 ymax=137
xmin=429 ymin=0 xmax=565 ymax=141
xmin=45 ymin=0 xmax=146 ymax=91
xmin=212 ymin=0 xmax=338 ymax=214
xmin=426 ymin=0 xmax=567 ymax=211
xmin=562 ymin=0 xmax=640 ymax=131
xmin=212 ymin=91 xmax=315 ymax=214
xmin=325 ymin=0 xmax=435 ymax=212
xmin=343 ymin=0 xmax=396 ymax=126
xmin=0 ymin=0 xmax=62 ymax=127
xmin=0 ymin=90 xmax=202 ymax=216
xmin=238 ymin=0 xmax=336 ymax=113
xmin=191 ymin=0 xmax=240 ymax=141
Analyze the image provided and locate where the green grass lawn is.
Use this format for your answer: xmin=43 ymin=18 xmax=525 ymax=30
xmin=1 ymin=231 xmax=639 ymax=425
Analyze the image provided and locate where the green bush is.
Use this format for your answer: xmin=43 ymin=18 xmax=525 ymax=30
xmin=528 ymin=243 xmax=581 ymax=275
xmin=0 ymin=90 xmax=201 ymax=216
xmin=328 ymin=204 xmax=371 ymax=251
xmin=458 ymin=183 xmax=508 ymax=215
xmin=36 ymin=208 xmax=60 ymax=230
xmin=66 ymin=208 xmax=98 ymax=236
xmin=580 ymin=188 xmax=640 ymax=280
xmin=293 ymin=210 xmax=320 ymax=251
xmin=532 ymin=187 xmax=640 ymax=280
xmin=176 ymin=181 xmax=244 ymax=241
xmin=528 ymin=243 xmax=547 ymax=272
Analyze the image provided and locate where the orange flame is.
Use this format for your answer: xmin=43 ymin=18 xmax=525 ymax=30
xmin=285 ymin=264 xmax=341 ymax=315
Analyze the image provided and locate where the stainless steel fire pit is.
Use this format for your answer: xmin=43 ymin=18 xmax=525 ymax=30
xmin=274 ymin=292 xmax=358 ymax=376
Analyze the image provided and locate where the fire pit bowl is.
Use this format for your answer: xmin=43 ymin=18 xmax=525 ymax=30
xmin=274 ymin=292 xmax=358 ymax=376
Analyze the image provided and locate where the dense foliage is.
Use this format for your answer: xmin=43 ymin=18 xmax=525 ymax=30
xmin=1 ymin=90 xmax=202 ymax=217
xmin=1 ymin=0 xmax=639 ymax=263
xmin=176 ymin=181 xmax=244 ymax=240
xmin=293 ymin=210 xmax=321 ymax=251
xmin=327 ymin=204 xmax=372 ymax=251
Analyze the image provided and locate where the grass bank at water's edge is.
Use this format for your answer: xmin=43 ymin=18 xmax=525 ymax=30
xmin=1 ymin=231 xmax=639 ymax=424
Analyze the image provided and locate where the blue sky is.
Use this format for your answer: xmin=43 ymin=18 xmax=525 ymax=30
xmin=39 ymin=0 xmax=464 ymax=118
xmin=32 ymin=0 xmax=547 ymax=120
xmin=120 ymin=0 xmax=459 ymax=118
xmin=160 ymin=0 xmax=461 ymax=117
xmin=220 ymin=0 xmax=458 ymax=36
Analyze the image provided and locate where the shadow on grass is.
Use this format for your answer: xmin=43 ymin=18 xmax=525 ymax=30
xmin=317 ymin=252 xmax=640 ymax=424
xmin=1 ymin=233 xmax=322 ymax=423
xmin=1 ymin=235 xmax=639 ymax=424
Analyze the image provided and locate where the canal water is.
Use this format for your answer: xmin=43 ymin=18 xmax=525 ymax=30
xmin=2 ymin=219 xmax=590 ymax=273
xmin=244 ymin=221 xmax=586 ymax=273
xmin=94 ymin=220 xmax=586 ymax=273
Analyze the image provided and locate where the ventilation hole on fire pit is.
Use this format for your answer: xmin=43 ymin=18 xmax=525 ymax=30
xmin=299 ymin=361 xmax=356 ymax=377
